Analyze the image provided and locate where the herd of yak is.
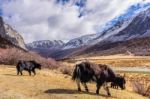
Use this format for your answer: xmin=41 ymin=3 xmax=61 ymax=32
xmin=16 ymin=60 xmax=126 ymax=96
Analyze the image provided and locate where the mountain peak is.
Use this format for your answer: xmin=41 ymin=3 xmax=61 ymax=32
xmin=26 ymin=40 xmax=64 ymax=49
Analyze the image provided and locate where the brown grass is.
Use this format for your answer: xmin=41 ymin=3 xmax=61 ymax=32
xmin=58 ymin=66 xmax=73 ymax=76
xmin=64 ymin=55 xmax=150 ymax=67
xmin=122 ymin=73 xmax=150 ymax=98
xmin=0 ymin=65 xmax=148 ymax=99
xmin=59 ymin=55 xmax=150 ymax=98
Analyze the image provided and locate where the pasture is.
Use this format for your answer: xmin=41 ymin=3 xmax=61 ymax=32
xmin=0 ymin=65 xmax=149 ymax=99
xmin=65 ymin=55 xmax=150 ymax=67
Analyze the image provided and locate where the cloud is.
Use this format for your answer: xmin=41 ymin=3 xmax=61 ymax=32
xmin=1 ymin=0 xmax=149 ymax=43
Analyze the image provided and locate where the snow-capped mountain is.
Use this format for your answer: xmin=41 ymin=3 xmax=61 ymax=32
xmin=26 ymin=40 xmax=65 ymax=58
xmin=62 ymin=16 xmax=133 ymax=50
xmin=49 ymin=6 xmax=150 ymax=59
xmin=62 ymin=34 xmax=101 ymax=49
xmin=71 ymin=7 xmax=150 ymax=57
xmin=26 ymin=3 xmax=150 ymax=59
xmin=62 ymin=6 xmax=150 ymax=50
xmin=26 ymin=40 xmax=64 ymax=49
xmin=0 ymin=17 xmax=26 ymax=49
xmin=100 ymin=2 xmax=150 ymax=32
xmin=107 ymin=7 xmax=150 ymax=42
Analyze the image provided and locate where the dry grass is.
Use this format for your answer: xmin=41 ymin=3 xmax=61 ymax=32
xmin=121 ymin=73 xmax=150 ymax=98
xmin=0 ymin=65 xmax=148 ymax=99
xmin=58 ymin=65 xmax=73 ymax=76
xmin=59 ymin=55 xmax=150 ymax=98
xmin=65 ymin=55 xmax=150 ymax=67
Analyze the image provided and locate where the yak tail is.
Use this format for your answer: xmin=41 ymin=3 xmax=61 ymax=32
xmin=72 ymin=64 xmax=80 ymax=80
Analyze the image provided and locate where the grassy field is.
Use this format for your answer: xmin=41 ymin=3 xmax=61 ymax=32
xmin=64 ymin=55 xmax=150 ymax=67
xmin=0 ymin=65 xmax=148 ymax=99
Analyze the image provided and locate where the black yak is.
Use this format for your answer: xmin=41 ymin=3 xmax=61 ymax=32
xmin=16 ymin=60 xmax=41 ymax=76
xmin=72 ymin=61 xmax=126 ymax=96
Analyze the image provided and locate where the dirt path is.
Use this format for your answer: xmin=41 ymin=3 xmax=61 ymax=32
xmin=0 ymin=65 xmax=148 ymax=99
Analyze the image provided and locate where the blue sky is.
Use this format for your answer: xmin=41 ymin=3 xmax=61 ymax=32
xmin=0 ymin=0 xmax=150 ymax=43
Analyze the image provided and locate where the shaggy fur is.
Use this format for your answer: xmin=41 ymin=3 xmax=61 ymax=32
xmin=16 ymin=60 xmax=41 ymax=76
xmin=72 ymin=61 xmax=126 ymax=96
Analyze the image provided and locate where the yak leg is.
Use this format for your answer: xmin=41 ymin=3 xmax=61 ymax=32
xmin=114 ymin=85 xmax=116 ymax=89
xmin=82 ymin=83 xmax=89 ymax=92
xmin=17 ymin=69 xmax=19 ymax=75
xmin=96 ymin=84 xmax=101 ymax=94
xmin=19 ymin=67 xmax=24 ymax=75
xmin=32 ymin=69 xmax=36 ymax=75
xmin=17 ymin=66 xmax=21 ymax=75
xmin=113 ymin=85 xmax=115 ymax=89
xmin=96 ymin=78 xmax=106 ymax=94
xmin=76 ymin=80 xmax=81 ymax=91
xmin=16 ymin=66 xmax=20 ymax=75
xmin=96 ymin=81 xmax=104 ymax=94
xmin=28 ymin=70 xmax=31 ymax=76
xmin=103 ymin=82 xmax=111 ymax=96
xmin=20 ymin=71 xmax=23 ymax=75
xmin=115 ymin=85 xmax=118 ymax=89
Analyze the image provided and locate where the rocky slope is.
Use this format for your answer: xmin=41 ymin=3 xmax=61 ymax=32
xmin=0 ymin=17 xmax=59 ymax=66
xmin=0 ymin=17 xmax=26 ymax=49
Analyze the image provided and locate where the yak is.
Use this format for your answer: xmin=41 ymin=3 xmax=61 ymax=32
xmin=16 ymin=60 xmax=41 ymax=76
xmin=72 ymin=61 xmax=126 ymax=96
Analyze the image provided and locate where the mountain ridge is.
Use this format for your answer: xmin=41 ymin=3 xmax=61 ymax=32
xmin=26 ymin=40 xmax=64 ymax=49
xmin=27 ymin=7 xmax=150 ymax=60
xmin=0 ymin=17 xmax=26 ymax=49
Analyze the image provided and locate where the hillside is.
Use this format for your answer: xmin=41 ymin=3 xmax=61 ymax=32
xmin=0 ymin=17 xmax=26 ymax=49
xmin=74 ymin=37 xmax=150 ymax=57
xmin=0 ymin=65 xmax=148 ymax=99
xmin=0 ymin=17 xmax=59 ymax=67
xmin=50 ymin=37 xmax=150 ymax=59
xmin=0 ymin=35 xmax=16 ymax=48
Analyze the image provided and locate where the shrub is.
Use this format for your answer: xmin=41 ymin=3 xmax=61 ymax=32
xmin=132 ymin=81 xmax=150 ymax=98
xmin=145 ymin=85 xmax=150 ymax=98
xmin=0 ymin=48 xmax=59 ymax=68
xmin=58 ymin=66 xmax=73 ymax=76
xmin=132 ymin=82 xmax=145 ymax=95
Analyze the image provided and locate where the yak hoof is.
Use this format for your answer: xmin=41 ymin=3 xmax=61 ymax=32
xmin=108 ymin=93 xmax=111 ymax=96
xmin=86 ymin=89 xmax=89 ymax=92
xmin=96 ymin=91 xmax=99 ymax=94
xmin=78 ymin=88 xmax=81 ymax=91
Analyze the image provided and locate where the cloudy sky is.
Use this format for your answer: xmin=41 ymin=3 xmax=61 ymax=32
xmin=0 ymin=0 xmax=149 ymax=43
